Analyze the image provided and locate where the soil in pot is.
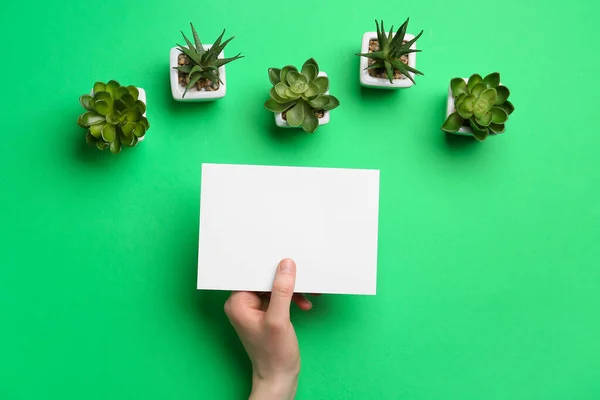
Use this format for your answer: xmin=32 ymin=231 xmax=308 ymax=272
xmin=281 ymin=109 xmax=325 ymax=121
xmin=367 ymin=39 xmax=409 ymax=80
xmin=177 ymin=53 xmax=220 ymax=91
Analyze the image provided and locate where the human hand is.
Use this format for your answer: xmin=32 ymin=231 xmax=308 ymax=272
xmin=224 ymin=258 xmax=312 ymax=400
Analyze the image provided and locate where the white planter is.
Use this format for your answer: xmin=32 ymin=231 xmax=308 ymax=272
xmin=170 ymin=45 xmax=226 ymax=101
xmin=274 ymin=71 xmax=331 ymax=128
xmin=90 ymin=87 xmax=147 ymax=142
xmin=359 ymin=32 xmax=418 ymax=89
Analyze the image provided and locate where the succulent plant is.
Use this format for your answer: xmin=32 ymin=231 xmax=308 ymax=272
xmin=77 ymin=80 xmax=149 ymax=154
xmin=442 ymin=73 xmax=515 ymax=141
xmin=357 ymin=18 xmax=424 ymax=84
xmin=175 ymin=23 xmax=243 ymax=97
xmin=264 ymin=58 xmax=340 ymax=133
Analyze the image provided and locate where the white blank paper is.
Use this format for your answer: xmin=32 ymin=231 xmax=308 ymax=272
xmin=197 ymin=163 xmax=380 ymax=295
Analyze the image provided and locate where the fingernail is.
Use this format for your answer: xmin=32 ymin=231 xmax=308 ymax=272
xmin=279 ymin=258 xmax=295 ymax=273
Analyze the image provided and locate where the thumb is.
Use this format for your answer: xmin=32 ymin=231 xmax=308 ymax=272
xmin=266 ymin=258 xmax=296 ymax=325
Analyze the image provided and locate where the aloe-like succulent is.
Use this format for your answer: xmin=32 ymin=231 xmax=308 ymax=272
xmin=264 ymin=58 xmax=340 ymax=133
xmin=442 ymin=73 xmax=515 ymax=141
xmin=175 ymin=23 xmax=243 ymax=97
xmin=77 ymin=80 xmax=149 ymax=154
xmin=357 ymin=18 xmax=424 ymax=84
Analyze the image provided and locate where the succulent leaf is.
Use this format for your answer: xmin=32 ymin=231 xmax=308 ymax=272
xmin=109 ymin=136 xmax=121 ymax=154
xmin=81 ymin=112 xmax=105 ymax=126
xmin=101 ymin=123 xmax=116 ymax=142
xmin=491 ymin=106 xmax=508 ymax=124
xmin=89 ymin=124 xmax=103 ymax=138
xmin=322 ymin=95 xmax=340 ymax=111
xmin=308 ymin=96 xmax=329 ymax=109
xmin=190 ymin=23 xmax=204 ymax=54
xmin=79 ymin=95 xmax=93 ymax=111
xmin=304 ymin=82 xmax=320 ymax=98
xmin=483 ymin=72 xmax=500 ymax=88
xmin=302 ymin=58 xmax=318 ymax=78
xmin=133 ymin=123 xmax=146 ymax=138
xmin=499 ymin=100 xmax=515 ymax=115
xmin=275 ymin=82 xmax=288 ymax=98
xmin=476 ymin=111 xmax=493 ymax=126
xmin=441 ymin=112 xmax=465 ymax=133
xmin=301 ymin=101 xmax=319 ymax=133
xmin=489 ymin=123 xmax=505 ymax=134
xmin=480 ymin=88 xmax=497 ymax=105
xmin=457 ymin=98 xmax=474 ymax=119
xmin=470 ymin=120 xmax=489 ymax=141
xmin=181 ymin=31 xmax=196 ymax=53
xmin=268 ymin=68 xmax=281 ymax=85
xmin=269 ymin=87 xmax=288 ymax=103
xmin=122 ymin=122 xmax=136 ymax=136
xmin=94 ymin=100 xmax=111 ymax=116
xmin=96 ymin=141 xmax=108 ymax=151
xmin=280 ymin=66 xmax=298 ymax=85
xmin=127 ymin=86 xmax=139 ymax=99
xmin=287 ymin=70 xmax=301 ymax=85
xmin=93 ymin=82 xmax=106 ymax=93
xmin=470 ymin=82 xmax=487 ymax=97
xmin=451 ymin=78 xmax=468 ymax=97
xmin=313 ymin=76 xmax=329 ymax=94
xmin=495 ymin=86 xmax=510 ymax=105
xmin=467 ymin=74 xmax=483 ymax=91
xmin=265 ymin=98 xmax=294 ymax=113
xmin=286 ymin=101 xmax=304 ymax=127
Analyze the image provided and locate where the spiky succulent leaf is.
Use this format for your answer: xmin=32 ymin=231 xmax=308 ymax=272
xmin=190 ymin=23 xmax=204 ymax=55
xmin=77 ymin=80 xmax=150 ymax=153
xmin=356 ymin=18 xmax=424 ymax=84
xmin=175 ymin=23 xmax=243 ymax=98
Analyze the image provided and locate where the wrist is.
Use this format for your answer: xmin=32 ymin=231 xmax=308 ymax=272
xmin=249 ymin=373 xmax=298 ymax=400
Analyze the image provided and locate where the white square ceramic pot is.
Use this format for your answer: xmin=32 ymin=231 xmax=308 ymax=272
xmin=170 ymin=45 xmax=226 ymax=101
xmin=359 ymin=32 xmax=418 ymax=89
xmin=445 ymin=79 xmax=472 ymax=135
xmin=90 ymin=87 xmax=147 ymax=142
xmin=275 ymin=71 xmax=331 ymax=128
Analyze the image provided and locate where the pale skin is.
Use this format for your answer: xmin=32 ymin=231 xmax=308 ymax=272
xmin=224 ymin=258 xmax=313 ymax=400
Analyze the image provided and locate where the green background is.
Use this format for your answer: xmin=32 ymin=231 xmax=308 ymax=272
xmin=1 ymin=0 xmax=599 ymax=398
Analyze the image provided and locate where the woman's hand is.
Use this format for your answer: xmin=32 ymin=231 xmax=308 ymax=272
xmin=224 ymin=258 xmax=312 ymax=399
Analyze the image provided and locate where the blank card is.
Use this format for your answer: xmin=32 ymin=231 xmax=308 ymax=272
xmin=197 ymin=163 xmax=380 ymax=295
